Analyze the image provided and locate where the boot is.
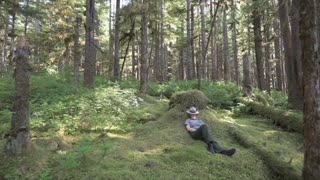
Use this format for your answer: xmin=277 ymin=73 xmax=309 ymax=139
xmin=220 ymin=148 xmax=236 ymax=156
xmin=207 ymin=143 xmax=215 ymax=154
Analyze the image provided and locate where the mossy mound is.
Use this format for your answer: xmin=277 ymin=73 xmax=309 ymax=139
xmin=169 ymin=90 xmax=209 ymax=110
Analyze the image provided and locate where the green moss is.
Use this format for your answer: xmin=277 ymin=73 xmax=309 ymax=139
xmin=239 ymin=98 xmax=303 ymax=133
xmin=169 ymin=90 xmax=209 ymax=110
xmin=227 ymin=114 xmax=303 ymax=180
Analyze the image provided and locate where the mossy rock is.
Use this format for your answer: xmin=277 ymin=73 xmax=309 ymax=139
xmin=169 ymin=90 xmax=209 ymax=110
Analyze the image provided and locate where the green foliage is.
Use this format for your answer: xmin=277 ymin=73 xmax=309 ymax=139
xmin=271 ymin=90 xmax=288 ymax=108
xmin=202 ymin=81 xmax=242 ymax=109
xmin=169 ymin=90 xmax=209 ymax=110
xmin=250 ymin=88 xmax=288 ymax=109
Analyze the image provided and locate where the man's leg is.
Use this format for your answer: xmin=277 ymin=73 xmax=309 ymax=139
xmin=190 ymin=125 xmax=224 ymax=153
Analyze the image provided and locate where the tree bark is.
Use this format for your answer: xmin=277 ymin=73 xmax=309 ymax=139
xmin=9 ymin=8 xmax=17 ymax=71
xmin=186 ymin=0 xmax=192 ymax=80
xmin=159 ymin=0 xmax=164 ymax=82
xmin=289 ymin=0 xmax=303 ymax=110
xmin=5 ymin=39 xmax=31 ymax=156
xmin=108 ymin=0 xmax=114 ymax=77
xmin=273 ymin=17 xmax=282 ymax=91
xmin=200 ymin=0 xmax=207 ymax=79
xmin=84 ymin=0 xmax=96 ymax=88
xmin=223 ymin=8 xmax=231 ymax=82
xmin=113 ymin=0 xmax=121 ymax=80
xmin=74 ymin=15 xmax=82 ymax=93
xmin=178 ymin=18 xmax=184 ymax=80
xmin=132 ymin=31 xmax=136 ymax=79
xmin=252 ymin=0 xmax=265 ymax=90
xmin=140 ymin=0 xmax=149 ymax=95
xmin=23 ymin=0 xmax=30 ymax=36
xmin=210 ymin=0 xmax=217 ymax=81
xmin=243 ymin=25 xmax=252 ymax=96
xmin=154 ymin=8 xmax=160 ymax=81
xmin=2 ymin=15 xmax=9 ymax=73
xmin=191 ymin=5 xmax=196 ymax=79
xmin=231 ymin=0 xmax=239 ymax=85
xmin=34 ymin=0 xmax=40 ymax=65
xmin=264 ymin=23 xmax=271 ymax=93
xmin=300 ymin=0 xmax=320 ymax=178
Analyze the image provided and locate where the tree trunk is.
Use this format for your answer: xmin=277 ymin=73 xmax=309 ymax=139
xmin=74 ymin=15 xmax=82 ymax=93
xmin=140 ymin=0 xmax=149 ymax=95
xmin=289 ymin=0 xmax=303 ymax=110
xmin=264 ymin=24 xmax=271 ymax=93
xmin=9 ymin=10 xmax=17 ymax=71
xmin=223 ymin=8 xmax=231 ymax=82
xmin=159 ymin=0 xmax=164 ymax=82
xmin=2 ymin=16 xmax=9 ymax=73
xmin=243 ymin=25 xmax=252 ymax=96
xmin=132 ymin=31 xmax=136 ymax=79
xmin=34 ymin=0 xmax=40 ymax=65
xmin=191 ymin=5 xmax=196 ymax=79
xmin=231 ymin=0 xmax=239 ymax=85
xmin=23 ymin=0 xmax=30 ymax=36
xmin=252 ymin=0 xmax=265 ymax=90
xmin=113 ymin=0 xmax=121 ymax=80
xmin=178 ymin=18 xmax=184 ymax=80
xmin=200 ymin=0 xmax=207 ymax=79
xmin=278 ymin=0 xmax=298 ymax=108
xmin=273 ymin=18 xmax=282 ymax=91
xmin=154 ymin=10 xmax=160 ymax=81
xmin=108 ymin=0 xmax=114 ymax=77
xmin=210 ymin=0 xmax=217 ymax=81
xmin=84 ymin=0 xmax=96 ymax=88
xmin=217 ymin=42 xmax=223 ymax=80
xmin=5 ymin=39 xmax=31 ymax=156
xmin=300 ymin=0 xmax=320 ymax=178
xmin=186 ymin=0 xmax=192 ymax=80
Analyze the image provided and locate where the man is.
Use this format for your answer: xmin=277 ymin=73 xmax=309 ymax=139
xmin=185 ymin=107 xmax=236 ymax=156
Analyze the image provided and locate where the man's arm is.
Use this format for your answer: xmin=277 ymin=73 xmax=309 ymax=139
xmin=186 ymin=124 xmax=196 ymax=132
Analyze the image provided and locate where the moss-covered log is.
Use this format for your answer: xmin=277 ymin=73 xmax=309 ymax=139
xmin=239 ymin=98 xmax=303 ymax=133
xmin=228 ymin=126 xmax=301 ymax=180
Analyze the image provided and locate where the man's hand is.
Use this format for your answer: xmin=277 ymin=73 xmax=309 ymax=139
xmin=186 ymin=125 xmax=196 ymax=132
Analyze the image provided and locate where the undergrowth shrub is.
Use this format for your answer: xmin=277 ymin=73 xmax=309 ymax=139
xmin=31 ymin=86 xmax=140 ymax=135
xmin=250 ymin=89 xmax=288 ymax=109
xmin=202 ymin=82 xmax=241 ymax=109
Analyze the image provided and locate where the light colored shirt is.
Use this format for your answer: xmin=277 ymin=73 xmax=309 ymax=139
xmin=185 ymin=119 xmax=205 ymax=130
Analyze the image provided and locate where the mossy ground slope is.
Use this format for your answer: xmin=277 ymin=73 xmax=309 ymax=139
xmin=0 ymin=96 xmax=303 ymax=180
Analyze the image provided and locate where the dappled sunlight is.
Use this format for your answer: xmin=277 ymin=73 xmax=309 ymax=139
xmin=107 ymin=132 xmax=133 ymax=140
xmin=263 ymin=130 xmax=278 ymax=136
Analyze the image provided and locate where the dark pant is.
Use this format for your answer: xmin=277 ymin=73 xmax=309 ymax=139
xmin=189 ymin=124 xmax=224 ymax=153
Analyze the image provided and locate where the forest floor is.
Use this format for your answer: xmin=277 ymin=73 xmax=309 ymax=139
xmin=0 ymin=94 xmax=303 ymax=179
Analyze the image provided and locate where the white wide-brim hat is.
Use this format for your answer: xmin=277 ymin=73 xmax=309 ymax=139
xmin=186 ymin=107 xmax=199 ymax=115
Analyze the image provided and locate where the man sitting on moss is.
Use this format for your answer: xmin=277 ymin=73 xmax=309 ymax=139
xmin=185 ymin=107 xmax=236 ymax=156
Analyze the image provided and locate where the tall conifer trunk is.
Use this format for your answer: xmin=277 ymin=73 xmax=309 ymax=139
xmin=252 ymin=0 xmax=265 ymax=90
xmin=300 ymin=0 xmax=320 ymax=178
xmin=74 ymin=15 xmax=82 ymax=93
xmin=5 ymin=39 xmax=31 ymax=156
xmin=186 ymin=0 xmax=192 ymax=80
xmin=113 ymin=0 xmax=121 ymax=80
xmin=223 ymin=8 xmax=231 ymax=82
xmin=273 ymin=17 xmax=282 ymax=91
xmin=140 ymin=0 xmax=149 ymax=95
xmin=231 ymin=0 xmax=239 ymax=85
xmin=84 ymin=0 xmax=96 ymax=88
